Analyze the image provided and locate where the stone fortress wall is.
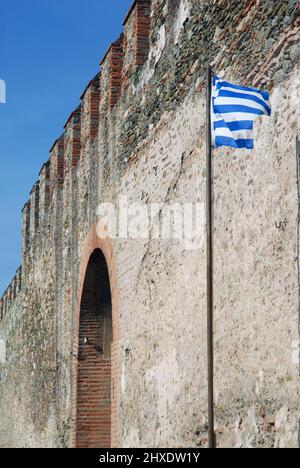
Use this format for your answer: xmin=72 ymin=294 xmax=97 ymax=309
xmin=0 ymin=0 xmax=299 ymax=448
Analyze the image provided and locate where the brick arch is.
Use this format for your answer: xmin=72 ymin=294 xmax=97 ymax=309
xmin=71 ymin=222 xmax=120 ymax=448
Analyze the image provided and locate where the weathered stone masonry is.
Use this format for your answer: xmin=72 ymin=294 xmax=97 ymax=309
xmin=0 ymin=0 xmax=300 ymax=448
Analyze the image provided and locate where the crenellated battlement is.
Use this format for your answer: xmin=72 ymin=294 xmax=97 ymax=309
xmin=50 ymin=136 xmax=65 ymax=194
xmin=0 ymin=267 xmax=22 ymax=322
xmin=1 ymin=0 xmax=300 ymax=320
xmin=64 ymin=105 xmax=82 ymax=171
xmin=29 ymin=181 xmax=40 ymax=239
xmin=39 ymin=161 xmax=51 ymax=224
xmin=21 ymin=201 xmax=31 ymax=260
xmin=100 ymin=34 xmax=124 ymax=110
xmin=80 ymin=73 xmax=100 ymax=144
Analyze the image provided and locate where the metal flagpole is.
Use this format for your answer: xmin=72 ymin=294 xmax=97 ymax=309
xmin=206 ymin=65 xmax=216 ymax=449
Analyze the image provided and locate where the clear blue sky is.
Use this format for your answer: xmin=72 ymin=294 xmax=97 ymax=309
xmin=0 ymin=0 xmax=132 ymax=295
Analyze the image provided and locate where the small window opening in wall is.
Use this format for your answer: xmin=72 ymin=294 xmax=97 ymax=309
xmin=76 ymin=249 xmax=112 ymax=448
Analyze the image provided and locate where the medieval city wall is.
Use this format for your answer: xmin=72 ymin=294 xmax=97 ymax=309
xmin=0 ymin=0 xmax=299 ymax=448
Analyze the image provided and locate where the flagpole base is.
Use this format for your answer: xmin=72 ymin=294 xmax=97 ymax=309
xmin=208 ymin=431 xmax=217 ymax=449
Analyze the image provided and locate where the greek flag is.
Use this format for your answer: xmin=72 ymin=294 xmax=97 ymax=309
xmin=212 ymin=76 xmax=271 ymax=149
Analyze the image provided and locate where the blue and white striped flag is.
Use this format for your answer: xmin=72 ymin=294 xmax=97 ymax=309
xmin=212 ymin=76 xmax=271 ymax=149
